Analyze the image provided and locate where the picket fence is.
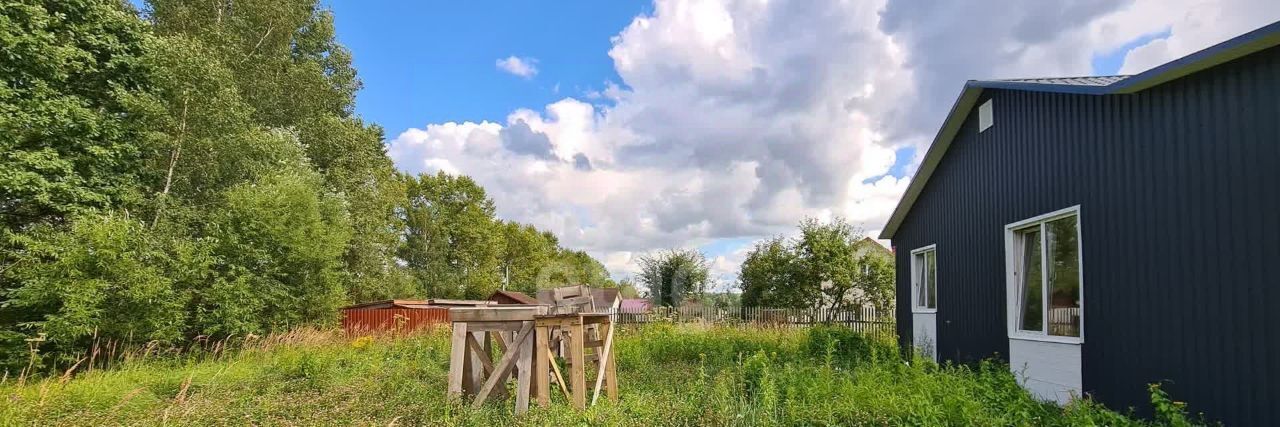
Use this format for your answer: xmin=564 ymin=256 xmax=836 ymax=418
xmin=607 ymin=305 xmax=894 ymax=336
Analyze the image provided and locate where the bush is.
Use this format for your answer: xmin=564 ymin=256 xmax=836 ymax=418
xmin=805 ymin=324 xmax=897 ymax=365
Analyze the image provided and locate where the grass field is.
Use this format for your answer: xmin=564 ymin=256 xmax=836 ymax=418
xmin=0 ymin=324 xmax=1195 ymax=426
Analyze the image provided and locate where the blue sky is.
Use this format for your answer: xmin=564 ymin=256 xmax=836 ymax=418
xmin=1091 ymin=28 xmax=1173 ymax=75
xmin=325 ymin=0 xmax=651 ymax=136
xmin=127 ymin=0 xmax=1280 ymax=286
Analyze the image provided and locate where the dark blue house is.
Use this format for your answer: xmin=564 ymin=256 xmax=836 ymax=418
xmin=880 ymin=21 xmax=1280 ymax=425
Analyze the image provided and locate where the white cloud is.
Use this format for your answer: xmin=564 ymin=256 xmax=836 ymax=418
xmin=495 ymin=55 xmax=539 ymax=78
xmin=391 ymin=0 xmax=1280 ymax=282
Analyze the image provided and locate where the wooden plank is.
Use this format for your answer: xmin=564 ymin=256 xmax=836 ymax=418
xmin=535 ymin=326 xmax=551 ymax=407
xmin=547 ymin=349 xmax=571 ymax=400
xmin=467 ymin=331 xmax=486 ymax=393
xmin=450 ymin=306 xmax=548 ymax=322
xmin=447 ymin=322 xmax=469 ymax=399
xmin=569 ymin=322 xmax=587 ymax=409
xmin=590 ymin=321 xmax=615 ymax=406
xmin=493 ymin=331 xmax=509 ymax=353
xmin=461 ymin=321 xmax=526 ymax=332
xmin=472 ymin=323 xmax=534 ymax=408
xmin=605 ymin=328 xmax=618 ymax=401
xmin=515 ymin=323 xmax=533 ymax=414
xmin=554 ymin=295 xmax=593 ymax=307
xmin=466 ymin=334 xmax=494 ymax=375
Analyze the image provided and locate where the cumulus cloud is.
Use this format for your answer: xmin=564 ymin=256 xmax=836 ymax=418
xmin=391 ymin=0 xmax=1280 ymax=282
xmin=495 ymin=55 xmax=538 ymax=78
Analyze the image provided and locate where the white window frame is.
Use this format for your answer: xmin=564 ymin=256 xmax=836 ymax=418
xmin=1004 ymin=206 xmax=1084 ymax=344
xmin=910 ymin=244 xmax=938 ymax=314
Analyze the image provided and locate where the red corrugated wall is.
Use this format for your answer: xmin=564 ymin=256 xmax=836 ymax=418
xmin=341 ymin=307 xmax=450 ymax=335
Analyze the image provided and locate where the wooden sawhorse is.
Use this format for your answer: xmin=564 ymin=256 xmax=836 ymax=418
xmin=447 ymin=305 xmax=549 ymax=414
xmin=533 ymin=313 xmax=618 ymax=409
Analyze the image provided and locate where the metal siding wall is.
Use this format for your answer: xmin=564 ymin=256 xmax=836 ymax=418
xmin=891 ymin=45 xmax=1280 ymax=425
xmin=341 ymin=308 xmax=450 ymax=335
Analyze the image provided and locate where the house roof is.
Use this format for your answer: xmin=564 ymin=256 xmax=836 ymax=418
xmin=488 ymin=290 xmax=539 ymax=305
xmin=880 ymin=20 xmax=1280 ymax=239
xmin=620 ymin=299 xmax=652 ymax=311
xmin=855 ymin=237 xmax=892 ymax=256
xmin=995 ymin=75 xmax=1130 ymax=87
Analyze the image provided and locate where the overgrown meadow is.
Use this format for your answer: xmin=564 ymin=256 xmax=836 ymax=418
xmin=0 ymin=324 xmax=1195 ymax=426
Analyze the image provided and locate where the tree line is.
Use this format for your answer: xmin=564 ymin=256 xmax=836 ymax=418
xmin=634 ymin=217 xmax=895 ymax=313
xmin=0 ymin=0 xmax=612 ymax=372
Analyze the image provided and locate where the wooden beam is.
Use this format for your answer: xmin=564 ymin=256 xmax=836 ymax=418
xmin=493 ymin=330 xmax=509 ymax=353
xmin=535 ymin=326 xmax=551 ymax=407
xmin=450 ymin=306 xmax=548 ymax=322
xmin=547 ymin=348 xmax=571 ymax=401
xmin=472 ymin=323 xmax=534 ymax=408
xmin=467 ymin=331 xmax=486 ymax=393
xmin=447 ymin=322 xmax=469 ymax=399
xmin=591 ymin=321 xmax=615 ymax=406
xmin=569 ymin=323 xmax=587 ymax=409
xmin=515 ymin=323 xmax=533 ymax=414
xmin=465 ymin=334 xmax=494 ymax=375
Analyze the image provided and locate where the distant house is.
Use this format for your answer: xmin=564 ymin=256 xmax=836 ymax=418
xmin=488 ymin=289 xmax=539 ymax=305
xmin=818 ymin=237 xmax=894 ymax=312
xmin=853 ymin=237 xmax=892 ymax=262
xmin=878 ymin=22 xmax=1280 ymax=425
xmin=619 ymin=298 xmax=652 ymax=313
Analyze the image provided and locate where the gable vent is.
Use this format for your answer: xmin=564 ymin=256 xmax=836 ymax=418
xmin=978 ymin=99 xmax=993 ymax=132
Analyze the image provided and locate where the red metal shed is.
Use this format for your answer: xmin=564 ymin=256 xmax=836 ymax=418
xmin=341 ymin=299 xmax=493 ymax=335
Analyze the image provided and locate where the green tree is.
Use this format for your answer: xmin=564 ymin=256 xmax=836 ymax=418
xmin=146 ymin=0 xmax=358 ymax=127
xmin=739 ymin=217 xmax=895 ymax=313
xmin=0 ymin=0 xmax=152 ymax=229
xmin=739 ymin=236 xmax=801 ymax=307
xmin=207 ymin=171 xmax=351 ymax=331
xmin=400 ymin=173 xmax=502 ymax=299
xmin=297 ymin=117 xmax=410 ymax=301
xmin=0 ymin=213 xmax=200 ymax=370
xmin=637 ymin=249 xmax=709 ymax=307
xmin=497 ymin=221 xmax=556 ymax=294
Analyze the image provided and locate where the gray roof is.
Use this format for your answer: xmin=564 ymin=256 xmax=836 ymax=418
xmin=994 ymin=75 xmax=1130 ymax=86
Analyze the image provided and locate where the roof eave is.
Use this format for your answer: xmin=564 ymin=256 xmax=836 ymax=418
xmin=879 ymin=84 xmax=984 ymax=239
xmin=879 ymin=20 xmax=1280 ymax=241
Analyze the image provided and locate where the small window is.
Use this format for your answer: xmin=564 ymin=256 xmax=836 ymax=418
xmin=978 ymin=99 xmax=994 ymax=132
xmin=1007 ymin=208 xmax=1082 ymax=340
xmin=911 ymin=245 xmax=937 ymax=312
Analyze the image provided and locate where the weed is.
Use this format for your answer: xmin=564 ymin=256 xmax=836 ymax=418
xmin=0 ymin=324 xmax=1198 ymax=426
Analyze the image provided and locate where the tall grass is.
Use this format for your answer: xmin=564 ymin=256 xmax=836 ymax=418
xmin=0 ymin=324 xmax=1195 ymax=426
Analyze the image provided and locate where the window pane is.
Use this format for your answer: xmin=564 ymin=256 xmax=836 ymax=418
xmin=1046 ymin=216 xmax=1081 ymax=337
xmin=1018 ymin=229 xmax=1043 ymax=332
xmin=915 ymin=254 xmax=926 ymax=307
xmin=926 ymin=251 xmax=937 ymax=309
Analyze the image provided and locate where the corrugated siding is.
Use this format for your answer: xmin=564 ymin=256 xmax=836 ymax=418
xmin=892 ymin=44 xmax=1280 ymax=425
xmin=341 ymin=308 xmax=450 ymax=335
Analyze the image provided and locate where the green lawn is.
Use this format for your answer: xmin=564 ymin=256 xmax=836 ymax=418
xmin=0 ymin=324 xmax=1189 ymax=426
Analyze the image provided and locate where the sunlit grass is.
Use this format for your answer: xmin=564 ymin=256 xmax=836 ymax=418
xmin=0 ymin=324 xmax=1185 ymax=426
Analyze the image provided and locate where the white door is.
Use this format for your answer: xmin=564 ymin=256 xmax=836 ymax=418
xmin=910 ymin=246 xmax=938 ymax=361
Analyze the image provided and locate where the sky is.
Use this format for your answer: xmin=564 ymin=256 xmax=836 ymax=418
xmin=324 ymin=0 xmax=1280 ymax=290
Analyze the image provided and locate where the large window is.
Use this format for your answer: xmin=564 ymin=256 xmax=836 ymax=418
xmin=911 ymin=245 xmax=937 ymax=312
xmin=1006 ymin=207 xmax=1082 ymax=341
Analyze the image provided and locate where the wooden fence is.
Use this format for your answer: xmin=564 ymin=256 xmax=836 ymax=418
xmin=610 ymin=306 xmax=894 ymax=336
